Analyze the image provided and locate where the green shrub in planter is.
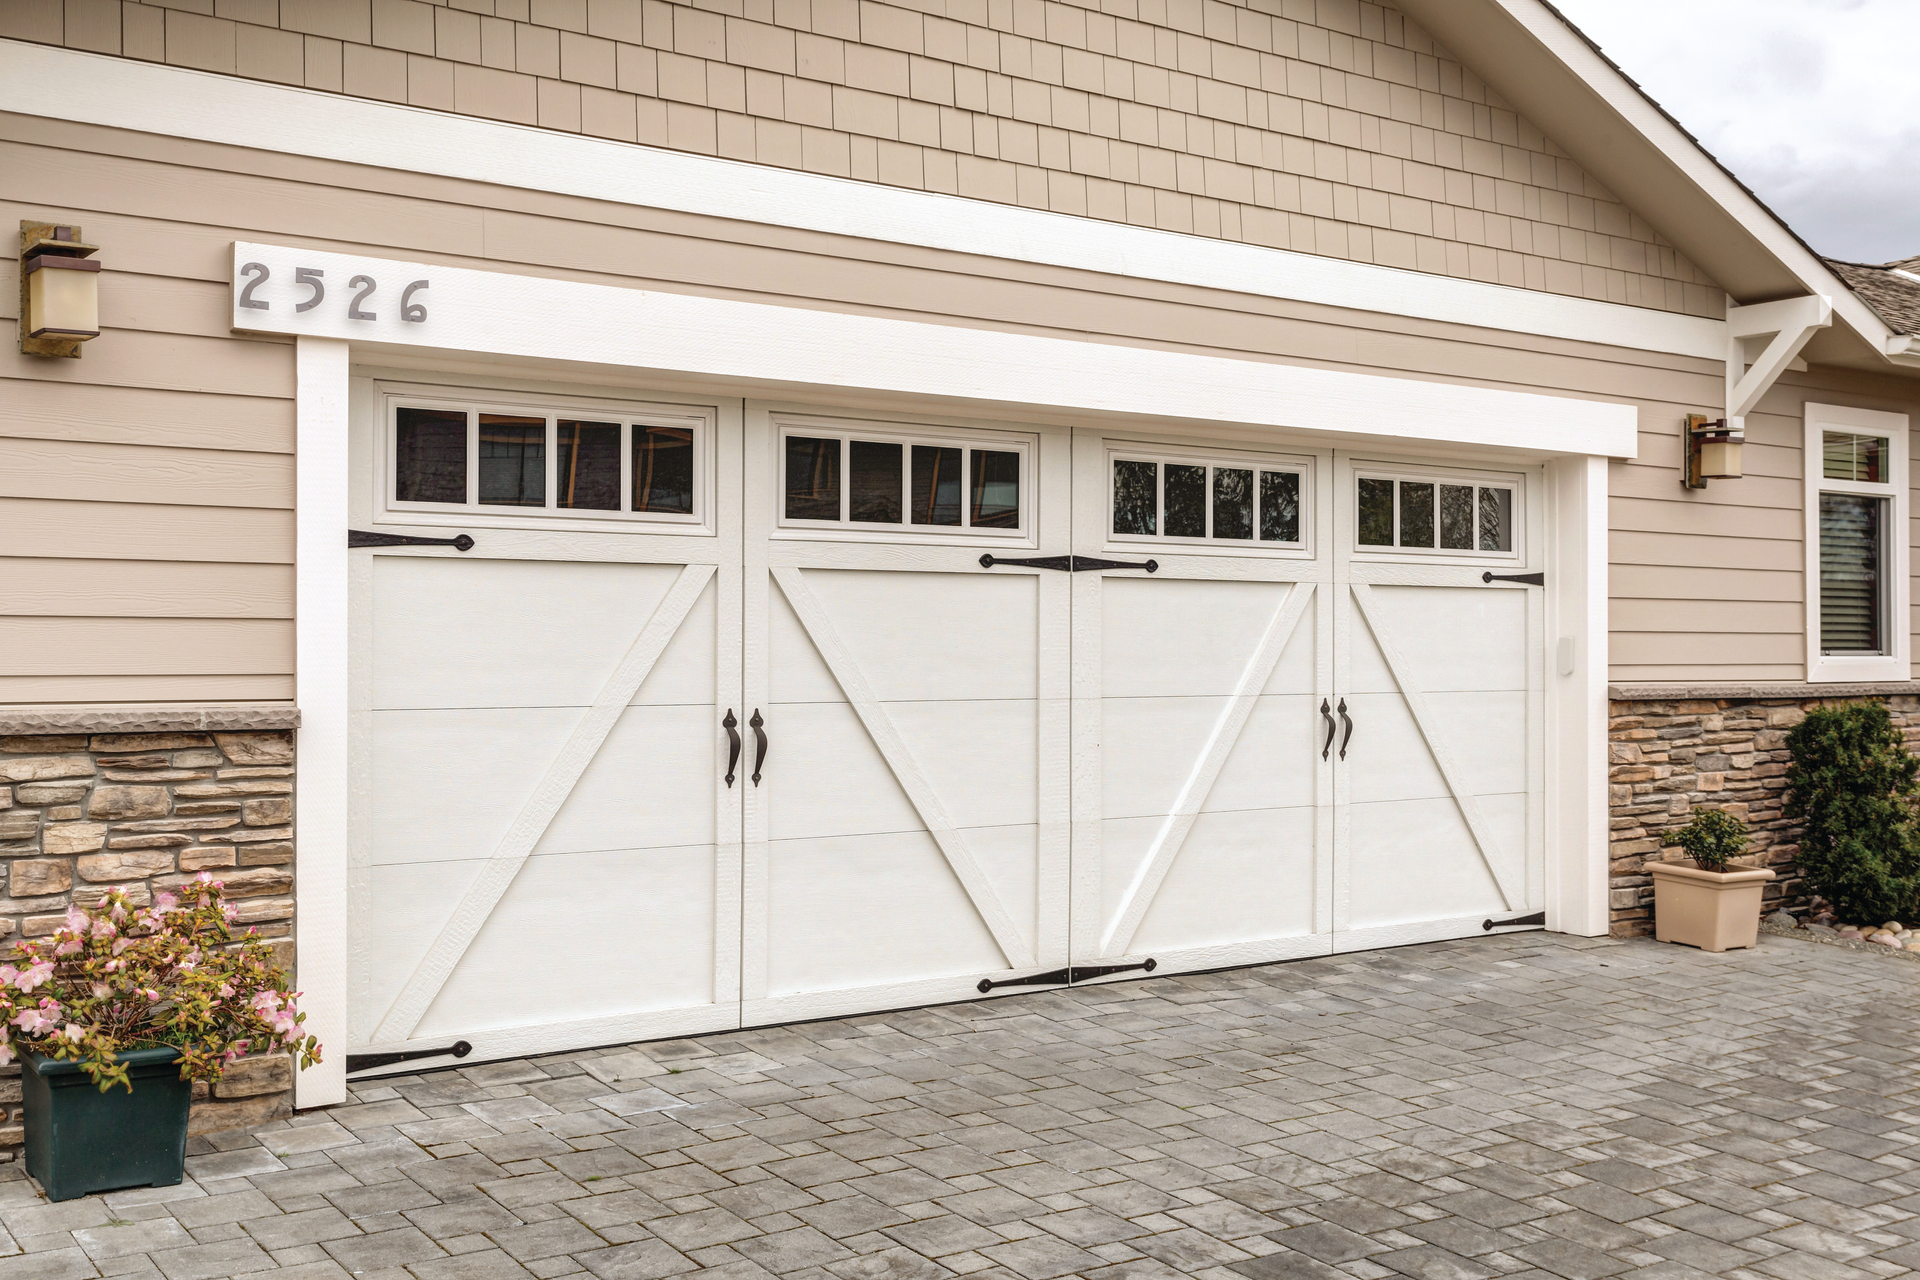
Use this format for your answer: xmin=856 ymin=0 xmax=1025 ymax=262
xmin=1784 ymin=702 xmax=1920 ymax=925
xmin=1668 ymin=808 xmax=1749 ymax=871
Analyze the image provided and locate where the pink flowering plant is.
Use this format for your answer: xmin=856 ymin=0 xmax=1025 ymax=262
xmin=0 ymin=875 xmax=321 ymax=1092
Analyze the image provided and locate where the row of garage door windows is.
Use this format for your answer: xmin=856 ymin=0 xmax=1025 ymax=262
xmin=388 ymin=402 xmax=1514 ymax=553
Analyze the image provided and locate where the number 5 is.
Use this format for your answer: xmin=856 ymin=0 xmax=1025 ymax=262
xmin=294 ymin=267 xmax=325 ymax=313
xmin=401 ymin=280 xmax=429 ymax=323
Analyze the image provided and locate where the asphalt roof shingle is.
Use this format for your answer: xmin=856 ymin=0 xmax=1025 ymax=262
xmin=1826 ymin=258 xmax=1920 ymax=336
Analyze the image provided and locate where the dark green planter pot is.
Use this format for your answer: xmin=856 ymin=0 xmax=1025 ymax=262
xmin=24 ymin=1047 xmax=191 ymax=1202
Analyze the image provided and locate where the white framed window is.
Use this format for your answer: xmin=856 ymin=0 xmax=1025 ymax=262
xmin=1805 ymin=403 xmax=1910 ymax=682
xmin=377 ymin=386 xmax=713 ymax=532
xmin=1107 ymin=446 xmax=1311 ymax=553
xmin=774 ymin=413 xmax=1033 ymax=540
xmin=1349 ymin=463 xmax=1523 ymax=561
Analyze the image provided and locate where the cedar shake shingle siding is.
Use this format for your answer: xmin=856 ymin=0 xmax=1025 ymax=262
xmin=1 ymin=0 xmax=1725 ymax=315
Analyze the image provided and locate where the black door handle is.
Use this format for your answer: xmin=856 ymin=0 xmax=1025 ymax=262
xmin=1320 ymin=699 xmax=1335 ymax=761
xmin=1338 ymin=698 xmax=1353 ymax=760
xmin=749 ymin=710 xmax=767 ymax=786
xmin=722 ymin=710 xmax=741 ymax=788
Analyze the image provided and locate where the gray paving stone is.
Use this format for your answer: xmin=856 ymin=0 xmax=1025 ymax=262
xmin=7 ymin=935 xmax=1920 ymax=1280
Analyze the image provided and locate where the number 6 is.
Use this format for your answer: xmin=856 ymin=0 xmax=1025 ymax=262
xmin=401 ymin=280 xmax=429 ymax=323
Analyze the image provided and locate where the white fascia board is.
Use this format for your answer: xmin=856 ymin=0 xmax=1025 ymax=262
xmin=231 ymin=243 xmax=1640 ymax=457
xmin=1484 ymin=0 xmax=1894 ymax=355
xmin=0 ymin=38 xmax=1722 ymax=362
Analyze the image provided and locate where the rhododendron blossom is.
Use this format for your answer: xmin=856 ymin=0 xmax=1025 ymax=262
xmin=0 ymin=882 xmax=321 ymax=1092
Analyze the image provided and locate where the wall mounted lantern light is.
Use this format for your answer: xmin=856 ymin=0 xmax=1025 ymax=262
xmin=20 ymin=221 xmax=101 ymax=359
xmin=1683 ymin=413 xmax=1744 ymax=489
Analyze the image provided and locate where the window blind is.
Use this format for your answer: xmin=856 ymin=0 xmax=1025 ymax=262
xmin=1820 ymin=493 xmax=1882 ymax=653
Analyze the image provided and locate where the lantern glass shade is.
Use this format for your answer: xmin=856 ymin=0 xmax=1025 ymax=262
xmin=26 ymin=258 xmax=100 ymax=339
xmin=1698 ymin=438 xmax=1743 ymax=480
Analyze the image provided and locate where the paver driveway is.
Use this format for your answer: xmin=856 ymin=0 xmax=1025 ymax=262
xmin=5 ymin=931 xmax=1919 ymax=1280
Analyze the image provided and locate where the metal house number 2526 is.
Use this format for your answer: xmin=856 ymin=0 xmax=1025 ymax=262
xmin=237 ymin=262 xmax=428 ymax=323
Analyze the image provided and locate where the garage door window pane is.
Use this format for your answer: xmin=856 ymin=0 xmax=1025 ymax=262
xmin=1439 ymin=485 xmax=1475 ymax=550
xmin=786 ymin=436 xmax=841 ymax=520
xmin=1478 ymin=487 xmax=1512 ymax=552
xmin=911 ymin=445 xmax=963 ymax=525
xmin=850 ymin=440 xmax=903 ymax=523
xmin=1165 ymin=465 xmax=1207 ymax=537
xmin=1260 ymin=471 xmax=1299 ymax=542
xmin=1114 ymin=460 xmax=1157 ymax=535
xmin=1399 ymin=482 xmax=1435 ymax=548
xmin=1821 ymin=493 xmax=1883 ymax=653
xmin=634 ymin=426 xmax=695 ymax=514
xmin=970 ymin=450 xmax=1020 ymax=528
xmin=1358 ymin=478 xmax=1394 ymax=545
xmin=479 ymin=414 xmax=545 ymax=507
xmin=1212 ymin=468 xmax=1253 ymax=539
xmin=395 ymin=407 xmax=467 ymax=504
xmin=556 ymin=421 xmax=620 ymax=511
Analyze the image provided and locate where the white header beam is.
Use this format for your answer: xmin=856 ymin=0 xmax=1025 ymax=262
xmin=233 ymin=242 xmax=1641 ymax=458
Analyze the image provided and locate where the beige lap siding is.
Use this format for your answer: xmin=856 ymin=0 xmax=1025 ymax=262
xmin=0 ymin=716 xmax=298 ymax=1149
xmin=2 ymin=0 xmax=1720 ymax=315
xmin=0 ymin=169 xmax=295 ymax=705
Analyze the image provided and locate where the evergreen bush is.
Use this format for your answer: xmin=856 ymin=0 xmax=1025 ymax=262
xmin=1784 ymin=702 xmax=1920 ymax=924
xmin=1667 ymin=808 xmax=1747 ymax=871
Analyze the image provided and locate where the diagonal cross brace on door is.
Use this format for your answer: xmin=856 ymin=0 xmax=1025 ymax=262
xmin=1102 ymin=581 xmax=1316 ymax=957
xmin=371 ymin=562 xmax=718 ymax=1044
xmin=1348 ymin=582 xmax=1521 ymax=912
xmin=773 ymin=567 xmax=1036 ymax=971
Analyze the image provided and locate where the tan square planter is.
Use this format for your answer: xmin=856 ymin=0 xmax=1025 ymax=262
xmin=1650 ymin=860 xmax=1776 ymax=952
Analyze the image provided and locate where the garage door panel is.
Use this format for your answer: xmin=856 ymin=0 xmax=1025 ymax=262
xmin=802 ymin=569 xmax=1039 ymax=703
xmin=885 ymin=699 xmax=1040 ymax=829
xmin=358 ymin=858 xmax=486 ymax=1029
xmin=538 ymin=705 xmax=718 ymax=855
xmin=1101 ymin=578 xmax=1303 ymax=699
xmin=420 ymin=844 xmax=718 ymax=1037
xmin=1348 ymin=585 xmax=1526 ymax=695
xmin=1343 ymin=692 xmax=1527 ymax=804
xmin=769 ymin=585 xmax=844 ymax=705
xmin=764 ymin=700 xmax=920 ymax=841
xmin=369 ymin=706 xmax=579 ymax=866
xmin=371 ymin=557 xmax=685 ymax=709
xmin=630 ymin=578 xmax=717 ymax=707
xmin=1120 ymin=807 xmax=1319 ymax=952
xmin=1346 ymin=796 xmax=1506 ymax=928
xmin=1100 ymin=694 xmax=1317 ymax=819
xmin=766 ymin=831 xmax=1010 ymax=993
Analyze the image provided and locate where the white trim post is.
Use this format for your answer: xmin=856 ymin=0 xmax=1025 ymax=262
xmin=295 ymin=336 xmax=350 ymax=1108
xmin=1546 ymin=454 xmax=1610 ymax=937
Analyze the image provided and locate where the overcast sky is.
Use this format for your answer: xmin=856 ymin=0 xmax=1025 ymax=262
xmin=1549 ymin=0 xmax=1919 ymax=265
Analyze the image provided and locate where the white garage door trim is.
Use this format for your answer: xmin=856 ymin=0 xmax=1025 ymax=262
xmin=287 ymin=258 xmax=1614 ymax=1108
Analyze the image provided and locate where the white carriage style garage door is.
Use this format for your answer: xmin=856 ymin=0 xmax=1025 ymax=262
xmin=346 ymin=383 xmax=1546 ymax=1067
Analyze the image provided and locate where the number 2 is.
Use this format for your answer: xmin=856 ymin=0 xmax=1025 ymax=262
xmin=237 ymin=262 xmax=270 ymax=311
xmin=348 ymin=275 xmax=378 ymax=321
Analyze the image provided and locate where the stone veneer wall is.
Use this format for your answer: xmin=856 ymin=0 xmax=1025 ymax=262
xmin=0 ymin=706 xmax=299 ymax=1155
xmin=1608 ymin=686 xmax=1920 ymax=938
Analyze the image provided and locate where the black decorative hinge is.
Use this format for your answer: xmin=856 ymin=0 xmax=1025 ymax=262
xmin=345 ymin=1040 xmax=473 ymax=1073
xmin=349 ymin=530 xmax=475 ymax=551
xmin=1481 ymin=571 xmax=1543 ymax=586
xmin=1482 ymin=912 xmax=1546 ymax=931
xmin=979 ymin=554 xmax=1158 ymax=573
xmin=977 ymin=959 xmax=1156 ymax=993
